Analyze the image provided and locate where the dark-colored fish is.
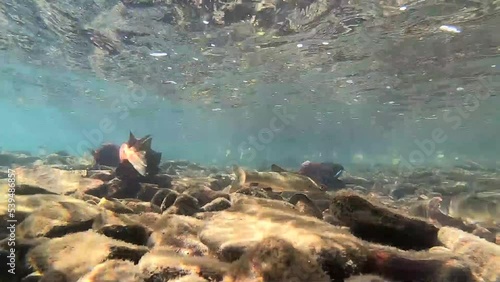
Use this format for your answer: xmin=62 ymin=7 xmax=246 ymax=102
xmin=299 ymin=160 xmax=344 ymax=178
xmin=93 ymin=143 xmax=120 ymax=167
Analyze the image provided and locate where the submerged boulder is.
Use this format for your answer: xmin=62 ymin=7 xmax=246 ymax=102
xmin=78 ymin=259 xmax=146 ymax=282
xmin=17 ymin=200 xmax=100 ymax=238
xmin=139 ymin=248 xmax=230 ymax=281
xmin=330 ymin=190 xmax=439 ymax=250
xmin=15 ymin=166 xmax=104 ymax=195
xmin=198 ymin=194 xmax=473 ymax=281
xmin=26 ymin=231 xmax=148 ymax=282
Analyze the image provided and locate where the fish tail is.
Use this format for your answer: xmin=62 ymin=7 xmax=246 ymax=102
xmin=229 ymin=165 xmax=246 ymax=193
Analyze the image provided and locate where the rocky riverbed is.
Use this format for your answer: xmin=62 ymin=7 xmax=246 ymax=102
xmin=0 ymin=151 xmax=499 ymax=282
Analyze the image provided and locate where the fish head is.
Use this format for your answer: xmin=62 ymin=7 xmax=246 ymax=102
xmin=318 ymin=183 xmax=327 ymax=191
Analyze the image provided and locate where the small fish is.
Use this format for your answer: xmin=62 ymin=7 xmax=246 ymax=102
xmin=227 ymin=165 xmax=325 ymax=193
xmin=447 ymin=192 xmax=500 ymax=224
xmin=439 ymin=25 xmax=461 ymax=34
xmin=119 ymin=132 xmax=152 ymax=176
xmin=149 ymin=52 xmax=168 ymax=57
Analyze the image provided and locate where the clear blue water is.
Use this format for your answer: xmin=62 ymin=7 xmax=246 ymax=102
xmin=1 ymin=1 xmax=500 ymax=170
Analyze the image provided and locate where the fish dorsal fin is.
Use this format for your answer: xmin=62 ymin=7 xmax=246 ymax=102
xmin=128 ymin=131 xmax=137 ymax=146
xmin=271 ymin=164 xmax=288 ymax=173
xmin=139 ymin=136 xmax=153 ymax=151
xmin=301 ymin=160 xmax=311 ymax=167
xmin=229 ymin=165 xmax=246 ymax=193
xmin=234 ymin=165 xmax=246 ymax=185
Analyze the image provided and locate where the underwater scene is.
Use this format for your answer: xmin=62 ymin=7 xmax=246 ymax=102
xmin=1 ymin=0 xmax=500 ymax=281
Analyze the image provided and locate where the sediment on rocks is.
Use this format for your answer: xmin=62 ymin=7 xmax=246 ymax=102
xmin=1 ymin=157 xmax=499 ymax=282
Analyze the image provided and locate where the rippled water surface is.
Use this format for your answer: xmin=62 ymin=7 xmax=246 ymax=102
xmin=1 ymin=0 xmax=499 ymax=167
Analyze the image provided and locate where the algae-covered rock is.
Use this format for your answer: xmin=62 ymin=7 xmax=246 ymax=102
xmin=88 ymin=169 xmax=115 ymax=182
xmin=78 ymin=259 xmax=146 ymax=282
xmin=198 ymin=193 xmax=474 ymax=281
xmin=26 ymin=231 xmax=148 ymax=282
xmin=364 ymin=245 xmax=474 ymax=282
xmin=146 ymin=174 xmax=172 ymax=188
xmin=121 ymin=198 xmax=161 ymax=213
xmin=138 ymin=248 xmax=230 ymax=281
xmin=0 ymin=178 xmax=57 ymax=195
xmin=148 ymin=214 xmax=208 ymax=256
xmin=0 ymin=194 xmax=94 ymax=232
xmin=167 ymin=274 xmax=209 ymax=281
xmin=91 ymin=178 xmax=142 ymax=199
xmin=438 ymin=227 xmax=500 ymax=281
xmin=16 ymin=199 xmax=100 ymax=238
xmin=233 ymin=187 xmax=274 ymax=199
xmin=330 ymin=189 xmax=439 ymax=250
xmin=92 ymin=209 xmax=151 ymax=246
xmin=151 ymin=188 xmax=179 ymax=209
xmin=136 ymin=183 xmax=161 ymax=202
xmin=15 ymin=166 xmax=104 ymax=195
xmin=201 ymin=197 xmax=232 ymax=212
xmin=389 ymin=183 xmax=420 ymax=199
xmin=164 ymin=194 xmax=201 ymax=216
xmin=225 ymin=236 xmax=329 ymax=282
xmin=345 ymin=275 xmax=394 ymax=282
xmin=128 ymin=212 xmax=161 ymax=230
xmin=183 ymin=185 xmax=230 ymax=206
xmin=198 ymin=194 xmax=370 ymax=280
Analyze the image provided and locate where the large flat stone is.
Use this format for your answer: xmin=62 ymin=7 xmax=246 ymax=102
xmin=198 ymin=194 xmax=369 ymax=280
xmin=15 ymin=166 xmax=104 ymax=195
xmin=17 ymin=200 xmax=100 ymax=238
xmin=138 ymin=248 xmax=230 ymax=281
xmin=78 ymin=259 xmax=146 ymax=282
xmin=27 ymin=231 xmax=148 ymax=282
xmin=0 ymin=194 xmax=97 ymax=238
